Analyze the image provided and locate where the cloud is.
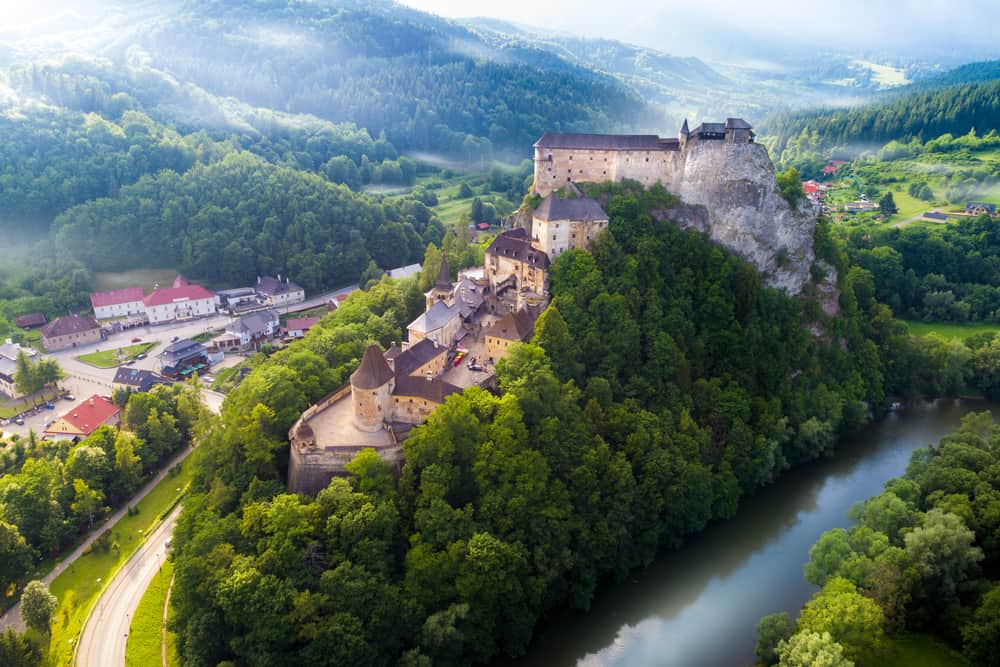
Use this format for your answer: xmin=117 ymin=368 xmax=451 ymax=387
xmin=399 ymin=0 xmax=1000 ymax=62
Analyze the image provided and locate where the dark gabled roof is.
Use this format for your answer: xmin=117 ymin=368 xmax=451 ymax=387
xmin=159 ymin=339 xmax=208 ymax=361
xmin=15 ymin=313 xmax=46 ymax=328
xmin=257 ymin=275 xmax=303 ymax=295
xmin=393 ymin=338 xmax=446 ymax=377
xmin=691 ymin=122 xmax=726 ymax=135
xmin=486 ymin=229 xmax=550 ymax=269
xmin=486 ymin=309 xmax=536 ymax=342
xmin=41 ymin=314 xmax=99 ymax=338
xmin=435 ymin=255 xmax=451 ymax=290
xmin=113 ymin=368 xmax=171 ymax=392
xmin=228 ymin=309 xmax=279 ymax=335
xmin=351 ymin=344 xmax=394 ymax=389
xmin=725 ymin=118 xmax=753 ymax=129
xmin=534 ymin=133 xmax=664 ymax=150
xmin=923 ymin=211 xmax=949 ymax=220
xmin=681 ymin=118 xmax=689 ymax=135
xmin=534 ymin=193 xmax=608 ymax=222
xmin=392 ymin=374 xmax=462 ymax=404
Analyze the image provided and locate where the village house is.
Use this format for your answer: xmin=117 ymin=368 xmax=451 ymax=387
xmin=284 ymin=317 xmax=320 ymax=339
xmin=44 ymin=394 xmax=120 ymax=441
xmin=0 ymin=341 xmax=36 ymax=398
xmin=40 ymin=314 xmax=102 ymax=351
xmin=966 ymin=201 xmax=997 ymax=216
xmin=485 ymin=309 xmax=537 ymax=361
xmin=90 ymin=287 xmax=146 ymax=320
xmin=217 ymin=287 xmax=262 ymax=314
xmin=220 ymin=309 xmax=279 ymax=350
xmin=256 ymin=275 xmax=305 ymax=307
xmin=158 ymin=339 xmax=210 ymax=378
xmin=112 ymin=367 xmax=172 ymax=393
xmin=143 ymin=282 xmax=218 ymax=324
xmin=15 ymin=313 xmax=46 ymax=329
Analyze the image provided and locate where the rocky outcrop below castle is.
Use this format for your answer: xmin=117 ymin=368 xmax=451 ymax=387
xmin=669 ymin=141 xmax=816 ymax=294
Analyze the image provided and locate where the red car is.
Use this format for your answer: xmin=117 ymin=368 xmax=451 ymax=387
xmin=131 ymin=337 xmax=142 ymax=343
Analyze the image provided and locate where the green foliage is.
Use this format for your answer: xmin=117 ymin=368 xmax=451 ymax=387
xmin=796 ymin=577 xmax=886 ymax=660
xmin=777 ymin=630 xmax=853 ymax=667
xmin=0 ymin=629 xmax=42 ymax=667
xmin=961 ymin=583 xmax=1000 ymax=665
xmin=20 ymin=580 xmax=57 ymax=633
xmin=756 ymin=611 xmax=794 ymax=665
xmin=776 ymin=167 xmax=805 ymax=206
xmin=879 ymin=192 xmax=898 ymax=215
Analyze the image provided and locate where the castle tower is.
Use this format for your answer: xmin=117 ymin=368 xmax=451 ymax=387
xmin=350 ymin=344 xmax=395 ymax=432
xmin=680 ymin=118 xmax=690 ymax=151
xmin=426 ymin=255 xmax=454 ymax=308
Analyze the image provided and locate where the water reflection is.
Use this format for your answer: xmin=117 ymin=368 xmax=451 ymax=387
xmin=505 ymin=400 xmax=999 ymax=667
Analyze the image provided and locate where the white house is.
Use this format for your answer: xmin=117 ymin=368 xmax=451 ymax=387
xmin=143 ymin=284 xmax=218 ymax=324
xmin=256 ymin=275 xmax=305 ymax=307
xmin=90 ymin=287 xmax=146 ymax=320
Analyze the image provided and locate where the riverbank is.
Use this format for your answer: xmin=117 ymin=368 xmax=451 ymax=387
xmin=502 ymin=399 xmax=1000 ymax=667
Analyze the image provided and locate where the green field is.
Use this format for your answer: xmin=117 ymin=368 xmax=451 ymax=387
xmin=75 ymin=342 xmax=156 ymax=368
xmin=904 ymin=320 xmax=1000 ymax=341
xmin=47 ymin=457 xmax=193 ymax=667
xmin=860 ymin=634 xmax=969 ymax=667
xmin=92 ymin=268 xmax=179 ymax=292
xmin=125 ymin=560 xmax=179 ymax=667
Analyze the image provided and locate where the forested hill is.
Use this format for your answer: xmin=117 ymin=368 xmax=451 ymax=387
xmin=49 ymin=0 xmax=652 ymax=161
xmin=761 ymin=78 xmax=1000 ymax=157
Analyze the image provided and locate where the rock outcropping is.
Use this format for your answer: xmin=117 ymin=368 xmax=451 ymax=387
xmin=671 ymin=141 xmax=816 ymax=294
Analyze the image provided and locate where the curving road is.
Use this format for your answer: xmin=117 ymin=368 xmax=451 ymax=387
xmin=75 ymin=504 xmax=181 ymax=667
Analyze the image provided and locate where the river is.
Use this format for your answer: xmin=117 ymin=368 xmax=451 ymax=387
xmin=508 ymin=399 xmax=1000 ymax=667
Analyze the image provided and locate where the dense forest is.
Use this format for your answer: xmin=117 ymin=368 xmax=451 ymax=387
xmin=841 ymin=216 xmax=1000 ymax=324
xmin=163 ymin=183 xmax=966 ymax=666
xmin=762 ymin=79 xmax=1000 ymax=163
xmin=754 ymin=411 xmax=1000 ymax=665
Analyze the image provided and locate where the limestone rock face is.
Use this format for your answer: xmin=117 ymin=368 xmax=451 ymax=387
xmin=674 ymin=141 xmax=816 ymax=294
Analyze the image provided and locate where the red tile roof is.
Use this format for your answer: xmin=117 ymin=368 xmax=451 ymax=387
xmin=285 ymin=317 xmax=320 ymax=332
xmin=143 ymin=284 xmax=216 ymax=307
xmin=91 ymin=287 xmax=145 ymax=308
xmin=53 ymin=395 xmax=119 ymax=436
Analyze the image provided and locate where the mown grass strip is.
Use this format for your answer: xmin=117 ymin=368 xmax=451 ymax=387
xmin=125 ymin=560 xmax=176 ymax=667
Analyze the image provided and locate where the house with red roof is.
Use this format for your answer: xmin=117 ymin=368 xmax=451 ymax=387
xmin=283 ymin=317 xmax=320 ymax=339
xmin=44 ymin=394 xmax=120 ymax=441
xmin=91 ymin=287 xmax=146 ymax=320
xmin=143 ymin=283 xmax=218 ymax=324
xmin=822 ymin=160 xmax=846 ymax=177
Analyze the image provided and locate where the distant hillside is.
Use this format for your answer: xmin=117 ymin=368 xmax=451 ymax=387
xmin=897 ymin=59 xmax=1000 ymax=92
xmin=761 ymin=78 xmax=1000 ymax=159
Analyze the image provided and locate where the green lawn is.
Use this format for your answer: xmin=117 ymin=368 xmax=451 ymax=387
xmin=190 ymin=331 xmax=216 ymax=344
xmin=903 ymin=320 xmax=1000 ymax=341
xmin=125 ymin=560 xmax=179 ymax=667
xmin=75 ymin=342 xmax=156 ymax=368
xmin=860 ymin=634 xmax=969 ymax=667
xmin=46 ymin=457 xmax=193 ymax=667
xmin=885 ymin=188 xmax=930 ymax=222
xmin=0 ymin=388 xmax=62 ymax=419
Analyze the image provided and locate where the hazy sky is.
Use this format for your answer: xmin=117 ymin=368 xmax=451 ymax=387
xmin=399 ymin=0 xmax=1000 ymax=63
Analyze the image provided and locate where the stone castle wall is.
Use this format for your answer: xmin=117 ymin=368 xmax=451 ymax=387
xmin=533 ymin=147 xmax=682 ymax=197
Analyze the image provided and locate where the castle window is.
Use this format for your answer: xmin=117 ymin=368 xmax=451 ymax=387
xmin=646 ymin=158 xmax=649 ymax=162
xmin=569 ymin=155 xmax=573 ymax=160
xmin=552 ymin=234 xmax=557 ymax=240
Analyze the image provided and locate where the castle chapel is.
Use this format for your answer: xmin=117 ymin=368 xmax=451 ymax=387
xmin=287 ymin=119 xmax=753 ymax=493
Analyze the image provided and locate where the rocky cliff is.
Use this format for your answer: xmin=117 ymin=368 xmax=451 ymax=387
xmin=671 ymin=140 xmax=816 ymax=294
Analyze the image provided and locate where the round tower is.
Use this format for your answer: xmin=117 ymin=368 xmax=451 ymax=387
xmin=350 ymin=344 xmax=395 ymax=432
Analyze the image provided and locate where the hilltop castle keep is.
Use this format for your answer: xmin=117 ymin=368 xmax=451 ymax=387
xmin=532 ymin=118 xmax=754 ymax=196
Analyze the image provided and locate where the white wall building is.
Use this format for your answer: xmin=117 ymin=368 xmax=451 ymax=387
xmin=142 ymin=284 xmax=218 ymax=324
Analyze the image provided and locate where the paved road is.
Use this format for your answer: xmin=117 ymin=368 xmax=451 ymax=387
xmin=75 ymin=504 xmax=181 ymax=667
xmin=0 ymin=446 xmax=193 ymax=632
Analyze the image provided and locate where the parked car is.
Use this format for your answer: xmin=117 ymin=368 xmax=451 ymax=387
xmin=170 ymin=336 xmax=180 ymax=342
xmin=131 ymin=337 xmax=142 ymax=343
xmin=136 ymin=353 xmax=147 ymax=360
xmin=14 ymin=418 xmax=24 ymax=425
xmin=467 ymin=363 xmax=484 ymax=372
xmin=44 ymin=402 xmax=55 ymax=410
xmin=64 ymin=394 xmax=75 ymax=401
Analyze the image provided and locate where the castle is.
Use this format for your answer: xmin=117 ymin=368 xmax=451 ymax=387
xmin=288 ymin=118 xmax=807 ymax=494
xmin=532 ymin=118 xmax=754 ymax=197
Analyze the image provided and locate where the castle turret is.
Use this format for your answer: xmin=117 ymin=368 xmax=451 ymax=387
xmin=680 ymin=118 xmax=690 ymax=150
xmin=426 ymin=255 xmax=454 ymax=308
xmin=350 ymin=344 xmax=394 ymax=432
